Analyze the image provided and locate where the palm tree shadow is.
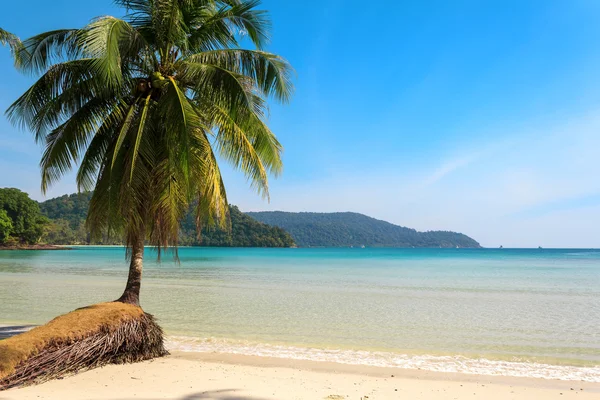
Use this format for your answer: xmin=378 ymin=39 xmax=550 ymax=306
xmin=181 ymin=390 xmax=271 ymax=400
xmin=117 ymin=389 xmax=272 ymax=400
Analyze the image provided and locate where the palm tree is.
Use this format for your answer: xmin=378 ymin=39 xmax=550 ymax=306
xmin=0 ymin=28 xmax=17 ymax=45
xmin=7 ymin=0 xmax=294 ymax=306
xmin=0 ymin=28 xmax=22 ymax=60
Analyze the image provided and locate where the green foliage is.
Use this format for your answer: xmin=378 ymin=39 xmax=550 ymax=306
xmin=0 ymin=27 xmax=23 ymax=63
xmin=0 ymin=210 xmax=13 ymax=243
xmin=181 ymin=205 xmax=295 ymax=247
xmin=0 ymin=188 xmax=49 ymax=245
xmin=39 ymin=193 xmax=294 ymax=247
xmin=40 ymin=192 xmax=94 ymax=231
xmin=248 ymin=212 xmax=481 ymax=248
xmin=8 ymin=1 xmax=293 ymax=256
xmin=43 ymin=219 xmax=78 ymax=245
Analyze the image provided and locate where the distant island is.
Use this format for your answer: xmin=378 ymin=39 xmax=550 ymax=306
xmin=1 ymin=188 xmax=480 ymax=249
xmin=248 ymin=211 xmax=481 ymax=248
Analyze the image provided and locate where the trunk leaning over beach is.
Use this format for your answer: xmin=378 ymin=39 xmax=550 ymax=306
xmin=117 ymin=236 xmax=145 ymax=306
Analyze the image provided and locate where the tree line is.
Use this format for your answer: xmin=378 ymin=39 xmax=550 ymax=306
xmin=0 ymin=188 xmax=295 ymax=248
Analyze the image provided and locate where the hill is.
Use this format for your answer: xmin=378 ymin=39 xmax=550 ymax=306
xmin=247 ymin=211 xmax=481 ymax=248
xmin=39 ymin=193 xmax=295 ymax=248
xmin=37 ymin=192 xmax=481 ymax=248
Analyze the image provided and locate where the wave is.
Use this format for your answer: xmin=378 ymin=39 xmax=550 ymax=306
xmin=166 ymin=336 xmax=600 ymax=382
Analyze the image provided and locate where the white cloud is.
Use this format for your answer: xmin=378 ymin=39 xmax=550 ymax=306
xmin=420 ymin=156 xmax=475 ymax=187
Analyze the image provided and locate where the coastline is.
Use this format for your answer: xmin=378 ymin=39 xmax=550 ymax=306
xmin=165 ymin=336 xmax=600 ymax=383
xmin=4 ymin=352 xmax=599 ymax=400
xmin=0 ymin=244 xmax=70 ymax=251
xmin=2 ymin=327 xmax=598 ymax=383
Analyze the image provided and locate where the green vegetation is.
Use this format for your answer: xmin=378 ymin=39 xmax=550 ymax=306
xmin=0 ymin=188 xmax=48 ymax=245
xmin=2 ymin=0 xmax=292 ymax=387
xmin=0 ymin=210 xmax=12 ymax=242
xmin=0 ymin=27 xmax=22 ymax=59
xmin=248 ymin=211 xmax=481 ymax=248
xmin=1 ymin=188 xmax=478 ymax=249
xmin=40 ymin=192 xmax=94 ymax=245
xmin=9 ymin=0 xmax=293 ymax=305
xmin=41 ymin=192 xmax=93 ymax=232
xmin=39 ymin=192 xmax=294 ymax=247
xmin=180 ymin=205 xmax=294 ymax=247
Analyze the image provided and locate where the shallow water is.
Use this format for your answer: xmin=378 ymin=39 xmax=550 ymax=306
xmin=1 ymin=247 xmax=599 ymax=381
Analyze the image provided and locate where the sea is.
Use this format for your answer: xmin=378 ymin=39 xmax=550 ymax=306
xmin=0 ymin=247 xmax=599 ymax=382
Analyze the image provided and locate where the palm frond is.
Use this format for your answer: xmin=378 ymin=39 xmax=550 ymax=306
xmin=81 ymin=17 xmax=152 ymax=87
xmin=130 ymin=95 xmax=152 ymax=182
xmin=0 ymin=27 xmax=24 ymax=64
xmin=200 ymin=102 xmax=272 ymax=198
xmin=185 ymin=49 xmax=294 ymax=103
xmin=40 ymin=97 xmax=115 ymax=193
xmin=178 ymin=60 xmax=260 ymax=119
xmin=186 ymin=0 xmax=270 ymax=51
xmin=189 ymin=127 xmax=230 ymax=231
xmin=111 ymin=101 xmax=139 ymax=168
xmin=17 ymin=29 xmax=82 ymax=74
xmin=0 ymin=28 xmax=18 ymax=46
xmin=7 ymin=59 xmax=104 ymax=141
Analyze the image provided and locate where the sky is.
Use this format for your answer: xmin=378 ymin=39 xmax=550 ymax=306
xmin=2 ymin=0 xmax=600 ymax=248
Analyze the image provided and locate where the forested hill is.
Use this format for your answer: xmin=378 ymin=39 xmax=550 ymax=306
xmin=39 ymin=193 xmax=295 ymax=247
xmin=33 ymin=191 xmax=480 ymax=248
xmin=247 ymin=211 xmax=481 ymax=248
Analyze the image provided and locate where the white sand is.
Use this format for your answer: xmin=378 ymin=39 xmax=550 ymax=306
xmin=3 ymin=352 xmax=599 ymax=400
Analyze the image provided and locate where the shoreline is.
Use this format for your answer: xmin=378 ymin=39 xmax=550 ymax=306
xmin=2 ymin=326 xmax=598 ymax=383
xmin=4 ymin=352 xmax=599 ymax=400
xmin=0 ymin=244 xmax=71 ymax=251
xmin=174 ymin=351 xmax=600 ymax=390
xmin=165 ymin=336 xmax=600 ymax=383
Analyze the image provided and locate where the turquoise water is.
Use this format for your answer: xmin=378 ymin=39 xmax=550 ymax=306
xmin=1 ymin=247 xmax=599 ymax=381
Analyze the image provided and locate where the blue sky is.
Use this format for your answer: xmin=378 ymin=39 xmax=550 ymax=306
xmin=2 ymin=0 xmax=600 ymax=247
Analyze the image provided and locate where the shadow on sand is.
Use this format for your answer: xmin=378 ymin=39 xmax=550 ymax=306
xmin=2 ymin=389 xmax=273 ymax=400
xmin=182 ymin=390 xmax=272 ymax=400
xmin=113 ymin=390 xmax=273 ymax=400
xmin=102 ymin=389 xmax=269 ymax=400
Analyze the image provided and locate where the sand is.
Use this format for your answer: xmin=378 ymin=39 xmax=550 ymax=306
xmin=2 ymin=352 xmax=599 ymax=400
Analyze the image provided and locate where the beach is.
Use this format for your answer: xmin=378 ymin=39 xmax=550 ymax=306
xmin=1 ymin=247 xmax=600 ymax=396
xmin=3 ymin=352 xmax=599 ymax=400
xmin=2 ymin=0 xmax=600 ymax=396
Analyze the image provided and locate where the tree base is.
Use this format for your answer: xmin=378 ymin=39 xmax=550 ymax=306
xmin=0 ymin=303 xmax=168 ymax=390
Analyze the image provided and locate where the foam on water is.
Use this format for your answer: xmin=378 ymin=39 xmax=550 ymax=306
xmin=166 ymin=336 xmax=600 ymax=382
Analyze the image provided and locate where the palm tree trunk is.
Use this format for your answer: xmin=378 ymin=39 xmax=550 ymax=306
xmin=116 ymin=235 xmax=144 ymax=306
